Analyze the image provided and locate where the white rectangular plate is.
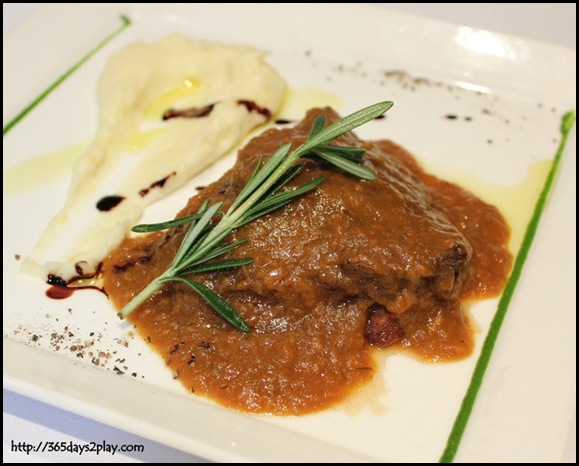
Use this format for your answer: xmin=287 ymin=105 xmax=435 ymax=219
xmin=3 ymin=4 xmax=576 ymax=462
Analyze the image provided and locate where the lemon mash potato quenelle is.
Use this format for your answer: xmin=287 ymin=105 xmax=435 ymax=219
xmin=24 ymin=34 xmax=286 ymax=282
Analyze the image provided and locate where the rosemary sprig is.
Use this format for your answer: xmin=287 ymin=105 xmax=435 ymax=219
xmin=118 ymin=101 xmax=393 ymax=331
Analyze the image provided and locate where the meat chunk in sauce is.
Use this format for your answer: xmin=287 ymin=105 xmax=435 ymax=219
xmin=103 ymin=108 xmax=511 ymax=414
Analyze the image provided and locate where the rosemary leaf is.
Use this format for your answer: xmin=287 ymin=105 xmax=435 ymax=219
xmin=297 ymin=101 xmax=393 ymax=155
xmin=308 ymin=115 xmax=327 ymax=140
xmin=185 ymin=239 xmax=248 ymax=266
xmin=321 ymin=145 xmax=365 ymax=162
xmin=313 ymin=149 xmax=376 ymax=180
xmin=131 ymin=199 xmax=210 ymax=233
xmin=227 ymin=143 xmax=292 ymax=213
xmin=180 ymin=258 xmax=254 ymax=275
xmin=131 ymin=212 xmax=204 ymax=233
xmin=236 ymin=177 xmax=326 ymax=227
xmin=160 ymin=276 xmax=250 ymax=332
xmin=172 ymin=201 xmax=223 ymax=266
xmin=179 ymin=226 xmax=233 ymax=269
xmin=267 ymin=164 xmax=305 ymax=196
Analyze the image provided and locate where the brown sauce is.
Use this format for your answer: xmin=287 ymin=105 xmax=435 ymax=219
xmin=102 ymin=108 xmax=512 ymax=415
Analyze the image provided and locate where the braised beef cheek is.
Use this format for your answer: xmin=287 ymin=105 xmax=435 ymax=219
xmin=103 ymin=108 xmax=511 ymax=414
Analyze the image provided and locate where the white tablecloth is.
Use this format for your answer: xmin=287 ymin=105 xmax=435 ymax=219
xmin=3 ymin=3 xmax=576 ymax=463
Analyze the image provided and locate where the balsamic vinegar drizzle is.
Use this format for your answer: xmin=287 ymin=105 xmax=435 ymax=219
xmin=96 ymin=195 xmax=125 ymax=212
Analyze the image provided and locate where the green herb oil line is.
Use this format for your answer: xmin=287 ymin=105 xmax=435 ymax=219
xmin=440 ymin=110 xmax=576 ymax=463
xmin=3 ymin=15 xmax=131 ymax=137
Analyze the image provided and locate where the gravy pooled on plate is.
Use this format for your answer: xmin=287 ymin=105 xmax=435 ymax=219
xmin=103 ymin=108 xmax=512 ymax=415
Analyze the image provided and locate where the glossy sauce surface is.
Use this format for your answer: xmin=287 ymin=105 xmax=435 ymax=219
xmin=103 ymin=109 xmax=512 ymax=414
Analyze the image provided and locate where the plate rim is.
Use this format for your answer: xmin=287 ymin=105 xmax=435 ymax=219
xmin=3 ymin=3 xmax=576 ymax=462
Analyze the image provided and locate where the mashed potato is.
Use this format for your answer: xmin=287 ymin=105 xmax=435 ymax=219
xmin=24 ymin=34 xmax=286 ymax=282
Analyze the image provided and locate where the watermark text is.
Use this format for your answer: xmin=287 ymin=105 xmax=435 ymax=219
xmin=10 ymin=440 xmax=144 ymax=456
